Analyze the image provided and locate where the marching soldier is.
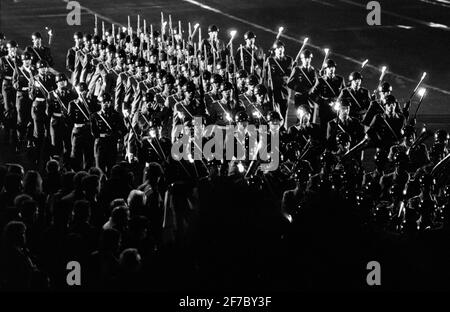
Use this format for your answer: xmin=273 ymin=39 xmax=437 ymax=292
xmin=91 ymin=93 xmax=127 ymax=175
xmin=287 ymin=49 xmax=317 ymax=112
xmin=0 ymin=40 xmax=20 ymax=146
xmin=47 ymin=73 xmax=76 ymax=165
xmin=311 ymin=59 xmax=345 ymax=135
xmin=206 ymin=81 xmax=238 ymax=127
xmin=363 ymin=81 xmax=394 ymax=126
xmin=25 ymin=32 xmax=54 ymax=67
xmin=66 ymin=32 xmax=84 ymax=86
xmin=338 ymin=71 xmax=370 ymax=121
xmin=139 ymin=118 xmax=172 ymax=165
xmin=246 ymin=84 xmax=272 ymax=126
xmin=366 ymin=94 xmax=405 ymax=150
xmin=200 ymin=25 xmax=227 ymax=62
xmin=267 ymin=40 xmax=292 ymax=121
xmin=235 ymin=31 xmax=264 ymax=75
xmin=68 ymin=82 xmax=98 ymax=171
xmin=13 ymin=52 xmax=34 ymax=149
xmin=235 ymin=69 xmax=248 ymax=94
xmin=288 ymin=105 xmax=320 ymax=148
xmin=204 ymin=73 xmax=223 ymax=108
xmin=326 ymin=98 xmax=364 ymax=150
xmin=238 ymin=74 xmax=258 ymax=112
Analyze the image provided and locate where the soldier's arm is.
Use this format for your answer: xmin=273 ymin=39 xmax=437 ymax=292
xmin=286 ymin=67 xmax=299 ymax=91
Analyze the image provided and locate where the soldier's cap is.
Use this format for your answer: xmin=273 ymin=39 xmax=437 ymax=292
xmin=210 ymin=73 xmax=223 ymax=84
xmin=99 ymin=93 xmax=112 ymax=103
xmin=255 ymin=84 xmax=267 ymax=95
xmin=146 ymin=63 xmax=158 ymax=73
xmin=162 ymin=73 xmax=175 ymax=85
xmin=216 ymin=60 xmax=227 ymax=70
xmin=32 ymin=32 xmax=42 ymax=39
xmin=55 ymin=73 xmax=68 ymax=83
xmin=236 ymin=69 xmax=248 ymax=79
xmin=36 ymin=59 xmax=49 ymax=69
xmin=301 ymin=49 xmax=313 ymax=58
xmin=135 ymin=57 xmax=146 ymax=68
xmin=267 ymin=110 xmax=282 ymax=122
xmin=106 ymin=44 xmax=116 ymax=53
xmin=235 ymin=111 xmax=249 ymax=123
xmin=339 ymin=97 xmax=351 ymax=107
xmin=176 ymin=75 xmax=188 ymax=87
xmin=7 ymin=40 xmax=18 ymax=48
xmin=145 ymin=90 xmax=155 ymax=102
xmin=379 ymin=81 xmax=392 ymax=93
xmin=273 ymin=40 xmax=284 ymax=49
xmin=156 ymin=69 xmax=167 ymax=79
xmin=83 ymin=33 xmax=93 ymax=41
xmin=326 ymin=59 xmax=336 ymax=68
xmin=183 ymin=81 xmax=197 ymax=93
xmin=100 ymin=40 xmax=108 ymax=49
xmin=77 ymin=82 xmax=88 ymax=92
xmin=246 ymin=74 xmax=259 ymax=86
xmin=74 ymin=32 xmax=83 ymax=39
xmin=21 ymin=52 xmax=33 ymax=61
xmin=220 ymin=81 xmax=233 ymax=92
xmin=244 ymin=31 xmax=256 ymax=40
xmin=208 ymin=25 xmax=219 ymax=33
xmin=116 ymin=32 xmax=126 ymax=40
xmin=384 ymin=94 xmax=397 ymax=104
xmin=149 ymin=118 xmax=161 ymax=128
xmin=349 ymin=71 xmax=362 ymax=81
xmin=202 ymin=70 xmax=212 ymax=81
xmin=92 ymin=35 xmax=101 ymax=44
xmin=115 ymin=49 xmax=126 ymax=59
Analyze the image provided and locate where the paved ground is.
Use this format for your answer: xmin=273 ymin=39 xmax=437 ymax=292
xmin=1 ymin=0 xmax=449 ymax=166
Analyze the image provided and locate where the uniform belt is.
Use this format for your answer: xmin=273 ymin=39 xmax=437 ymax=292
xmin=52 ymin=113 xmax=63 ymax=117
xmin=74 ymin=123 xmax=86 ymax=127
xmin=34 ymin=97 xmax=46 ymax=102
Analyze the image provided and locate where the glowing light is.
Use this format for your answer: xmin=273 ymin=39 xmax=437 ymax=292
xmin=278 ymin=27 xmax=284 ymax=34
xmin=421 ymin=72 xmax=427 ymax=80
xmin=253 ymin=111 xmax=261 ymax=118
xmin=324 ymin=48 xmax=330 ymax=54
xmin=418 ymin=88 xmax=426 ymax=97
xmin=237 ymin=162 xmax=245 ymax=173
xmin=225 ymin=113 xmax=232 ymax=121
xmin=362 ymin=59 xmax=369 ymax=68
xmin=381 ymin=66 xmax=387 ymax=73
xmin=194 ymin=23 xmax=200 ymax=29
xmin=188 ymin=154 xmax=194 ymax=163
xmin=303 ymin=37 xmax=309 ymax=44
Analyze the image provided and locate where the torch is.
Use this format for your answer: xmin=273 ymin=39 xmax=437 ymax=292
xmin=292 ymin=37 xmax=309 ymax=66
xmin=413 ymin=88 xmax=427 ymax=120
xmin=408 ymin=72 xmax=427 ymax=102
xmin=321 ymin=48 xmax=330 ymax=70
xmin=45 ymin=27 xmax=53 ymax=46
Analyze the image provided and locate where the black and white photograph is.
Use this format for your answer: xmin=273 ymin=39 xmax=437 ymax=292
xmin=0 ymin=0 xmax=450 ymax=304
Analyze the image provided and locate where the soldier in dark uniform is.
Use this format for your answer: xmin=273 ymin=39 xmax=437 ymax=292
xmin=68 ymin=82 xmax=98 ymax=171
xmin=0 ymin=40 xmax=20 ymax=146
xmin=362 ymin=81 xmax=393 ymax=126
xmin=235 ymin=69 xmax=248 ymax=94
xmin=246 ymin=84 xmax=273 ymax=126
xmin=13 ymin=52 xmax=34 ymax=149
xmin=25 ymin=32 xmax=54 ymax=67
xmin=397 ymin=125 xmax=429 ymax=172
xmin=238 ymin=74 xmax=258 ymax=114
xmin=123 ymin=57 xmax=146 ymax=115
xmin=338 ymin=71 xmax=370 ymax=121
xmin=366 ymin=94 xmax=405 ymax=150
xmin=66 ymin=32 xmax=84 ymax=86
xmin=204 ymin=73 xmax=222 ymax=108
xmin=288 ymin=105 xmax=315 ymax=148
xmin=326 ymin=98 xmax=364 ymax=151
xmin=200 ymin=25 xmax=227 ymax=63
xmin=287 ymin=49 xmax=317 ymax=113
xmin=235 ymin=31 xmax=264 ymax=75
xmin=311 ymin=59 xmax=345 ymax=136
xmin=47 ymin=73 xmax=76 ymax=165
xmin=267 ymin=40 xmax=292 ymax=121
xmin=139 ymin=118 xmax=172 ymax=166
xmin=173 ymin=82 xmax=206 ymax=140
xmin=91 ymin=93 xmax=126 ymax=175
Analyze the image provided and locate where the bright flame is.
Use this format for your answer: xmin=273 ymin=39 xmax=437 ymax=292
xmin=194 ymin=23 xmax=200 ymax=29
xmin=237 ymin=162 xmax=245 ymax=173
xmin=225 ymin=113 xmax=232 ymax=121
xmin=278 ymin=27 xmax=284 ymax=33
xmin=418 ymin=88 xmax=426 ymax=97
xmin=303 ymin=37 xmax=309 ymax=44
xmin=188 ymin=154 xmax=194 ymax=163
xmin=421 ymin=72 xmax=427 ymax=80
xmin=381 ymin=66 xmax=387 ymax=72
xmin=297 ymin=108 xmax=305 ymax=118
xmin=253 ymin=111 xmax=261 ymax=118
xmin=362 ymin=59 xmax=369 ymax=68
xmin=230 ymin=30 xmax=237 ymax=38
xmin=324 ymin=48 xmax=330 ymax=54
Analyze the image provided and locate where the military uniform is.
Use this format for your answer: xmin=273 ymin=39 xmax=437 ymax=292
xmin=13 ymin=64 xmax=34 ymax=144
xmin=91 ymin=108 xmax=126 ymax=174
xmin=268 ymin=54 xmax=292 ymax=119
xmin=68 ymin=96 xmax=98 ymax=170
xmin=326 ymin=116 xmax=364 ymax=150
xmin=0 ymin=53 xmax=19 ymax=145
xmin=25 ymin=45 xmax=54 ymax=67
xmin=287 ymin=65 xmax=317 ymax=110
xmin=338 ymin=86 xmax=370 ymax=120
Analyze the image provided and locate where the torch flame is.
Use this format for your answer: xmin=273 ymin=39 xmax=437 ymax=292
xmin=418 ymin=88 xmax=426 ymax=97
xmin=362 ymin=59 xmax=369 ymax=68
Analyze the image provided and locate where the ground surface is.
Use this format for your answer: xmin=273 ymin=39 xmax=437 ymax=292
xmin=1 ymin=0 xmax=449 ymax=165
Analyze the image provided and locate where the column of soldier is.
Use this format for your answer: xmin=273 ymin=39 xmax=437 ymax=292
xmin=0 ymin=13 xmax=449 ymax=234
